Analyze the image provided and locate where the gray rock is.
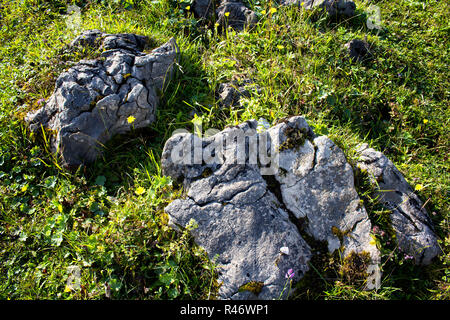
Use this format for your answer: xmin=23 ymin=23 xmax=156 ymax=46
xmin=217 ymin=1 xmax=258 ymax=31
xmin=69 ymin=29 xmax=104 ymax=49
xmin=356 ymin=144 xmax=441 ymax=265
xmin=162 ymin=116 xmax=383 ymax=298
xmin=163 ymin=120 xmax=312 ymax=299
xmin=193 ymin=0 xmax=215 ymax=19
xmin=165 ymin=162 xmax=312 ymax=299
xmin=344 ymin=39 xmax=372 ymax=63
xmin=281 ymin=0 xmax=356 ymax=19
xmin=267 ymin=117 xmax=381 ymax=289
xmin=216 ymin=79 xmax=260 ymax=109
xmin=162 ymin=120 xmax=261 ymax=187
xmin=26 ymin=31 xmax=179 ymax=166
xmin=324 ymin=0 xmax=356 ymax=18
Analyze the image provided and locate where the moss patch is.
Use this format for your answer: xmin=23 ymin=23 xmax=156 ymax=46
xmin=238 ymin=281 xmax=264 ymax=296
xmin=279 ymin=127 xmax=309 ymax=152
xmin=339 ymin=251 xmax=371 ymax=286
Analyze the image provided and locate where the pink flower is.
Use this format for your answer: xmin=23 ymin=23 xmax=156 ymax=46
xmin=285 ymin=268 xmax=295 ymax=279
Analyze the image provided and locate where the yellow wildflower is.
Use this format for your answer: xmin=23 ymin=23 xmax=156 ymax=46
xmin=127 ymin=115 xmax=136 ymax=124
xmin=261 ymin=10 xmax=266 ymax=15
xmin=186 ymin=5 xmax=190 ymax=10
xmin=423 ymin=119 xmax=429 ymax=124
xmin=270 ymin=7 xmax=277 ymax=14
xmin=415 ymin=184 xmax=424 ymax=191
xmin=277 ymin=44 xmax=285 ymax=50
xmin=135 ymin=186 xmax=145 ymax=195
xmin=369 ymin=235 xmax=377 ymax=246
xmin=224 ymin=12 xmax=230 ymax=17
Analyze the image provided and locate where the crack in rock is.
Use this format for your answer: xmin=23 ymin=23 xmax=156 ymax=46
xmin=25 ymin=30 xmax=179 ymax=166
xmin=165 ymin=162 xmax=311 ymax=300
xmin=267 ymin=117 xmax=380 ymax=290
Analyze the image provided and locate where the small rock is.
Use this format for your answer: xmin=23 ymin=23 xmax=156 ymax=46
xmin=193 ymin=0 xmax=215 ymax=19
xmin=217 ymin=1 xmax=258 ymax=31
xmin=281 ymin=0 xmax=356 ymax=19
xmin=344 ymin=39 xmax=372 ymax=63
xmin=216 ymin=79 xmax=260 ymax=109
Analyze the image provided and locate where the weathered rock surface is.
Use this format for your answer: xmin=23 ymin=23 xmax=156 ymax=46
xmin=357 ymin=144 xmax=441 ymax=265
xmin=69 ymin=29 xmax=104 ymax=49
xmin=217 ymin=1 xmax=258 ymax=31
xmin=163 ymin=120 xmax=312 ymax=299
xmin=162 ymin=116 xmax=383 ymax=299
xmin=25 ymin=31 xmax=179 ymax=166
xmin=267 ymin=118 xmax=380 ymax=289
xmin=165 ymin=162 xmax=312 ymax=299
xmin=344 ymin=39 xmax=372 ymax=63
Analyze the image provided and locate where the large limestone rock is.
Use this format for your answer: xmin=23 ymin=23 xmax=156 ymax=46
xmin=163 ymin=121 xmax=312 ymax=299
xmin=162 ymin=116 xmax=382 ymax=299
xmin=356 ymin=144 xmax=441 ymax=265
xmin=25 ymin=30 xmax=179 ymax=166
xmin=166 ymin=162 xmax=312 ymax=299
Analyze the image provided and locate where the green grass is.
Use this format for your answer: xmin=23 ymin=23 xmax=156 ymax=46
xmin=0 ymin=0 xmax=448 ymax=299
